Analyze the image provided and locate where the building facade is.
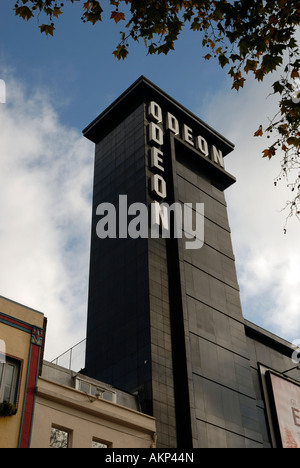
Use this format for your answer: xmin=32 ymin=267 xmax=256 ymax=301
xmin=0 ymin=295 xmax=46 ymax=448
xmin=0 ymin=294 xmax=156 ymax=448
xmin=83 ymin=76 xmax=300 ymax=448
xmin=30 ymin=361 xmax=156 ymax=448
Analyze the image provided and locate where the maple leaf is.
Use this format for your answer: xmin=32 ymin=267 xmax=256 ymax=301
xmin=111 ymin=11 xmax=125 ymax=23
xmin=254 ymin=125 xmax=263 ymax=137
xmin=232 ymin=76 xmax=246 ymax=91
xmin=278 ymin=123 xmax=288 ymax=136
xmin=39 ymin=24 xmax=55 ymax=37
xmin=53 ymin=7 xmax=63 ymax=18
xmin=244 ymin=59 xmax=258 ymax=74
xmin=291 ymin=68 xmax=300 ymax=80
xmin=218 ymin=53 xmax=229 ymax=68
xmin=113 ymin=44 xmax=128 ymax=60
xmin=287 ymin=137 xmax=300 ymax=147
xmin=262 ymin=147 xmax=276 ymax=159
xmin=15 ymin=6 xmax=34 ymax=21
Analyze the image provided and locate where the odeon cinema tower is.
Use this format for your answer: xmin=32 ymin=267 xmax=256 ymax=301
xmin=83 ymin=77 xmax=258 ymax=448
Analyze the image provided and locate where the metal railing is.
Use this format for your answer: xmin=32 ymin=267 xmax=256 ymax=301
xmin=51 ymin=339 xmax=86 ymax=372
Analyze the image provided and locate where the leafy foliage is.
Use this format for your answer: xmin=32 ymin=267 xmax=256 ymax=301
xmin=0 ymin=401 xmax=17 ymax=417
xmin=13 ymin=0 xmax=300 ymax=222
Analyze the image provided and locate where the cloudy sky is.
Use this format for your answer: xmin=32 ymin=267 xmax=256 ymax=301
xmin=1 ymin=2 xmax=300 ymax=361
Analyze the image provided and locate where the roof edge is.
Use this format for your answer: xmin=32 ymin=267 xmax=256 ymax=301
xmin=83 ymin=76 xmax=235 ymax=154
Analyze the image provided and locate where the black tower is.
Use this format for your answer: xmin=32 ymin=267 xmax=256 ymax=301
xmin=83 ymin=77 xmax=259 ymax=448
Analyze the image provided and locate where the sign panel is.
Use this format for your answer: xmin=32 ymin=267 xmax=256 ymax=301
xmin=270 ymin=372 xmax=300 ymax=448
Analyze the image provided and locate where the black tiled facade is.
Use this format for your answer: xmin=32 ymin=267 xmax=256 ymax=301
xmin=83 ymin=77 xmax=300 ymax=448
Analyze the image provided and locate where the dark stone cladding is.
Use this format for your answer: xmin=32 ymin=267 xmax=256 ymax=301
xmin=83 ymin=76 xmax=240 ymax=448
xmin=83 ymin=77 xmax=300 ymax=448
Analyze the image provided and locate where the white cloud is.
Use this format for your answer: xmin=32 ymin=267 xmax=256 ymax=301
xmin=0 ymin=79 xmax=6 ymax=104
xmin=0 ymin=76 xmax=94 ymax=360
xmin=199 ymin=74 xmax=300 ymax=342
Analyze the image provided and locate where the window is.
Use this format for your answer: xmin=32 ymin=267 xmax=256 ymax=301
xmin=0 ymin=359 xmax=20 ymax=404
xmin=50 ymin=427 xmax=72 ymax=448
xmin=92 ymin=438 xmax=110 ymax=448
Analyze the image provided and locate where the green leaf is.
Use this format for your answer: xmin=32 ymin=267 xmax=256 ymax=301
xmin=287 ymin=137 xmax=300 ymax=147
xmin=112 ymin=44 xmax=128 ymax=60
xmin=272 ymin=81 xmax=285 ymax=95
xmin=262 ymin=54 xmax=283 ymax=73
xmin=238 ymin=38 xmax=250 ymax=57
xmin=218 ymin=53 xmax=229 ymax=68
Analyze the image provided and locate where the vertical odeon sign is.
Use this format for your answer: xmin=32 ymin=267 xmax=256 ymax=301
xmin=147 ymin=100 xmax=224 ymax=247
xmin=147 ymin=100 xmax=225 ymax=202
